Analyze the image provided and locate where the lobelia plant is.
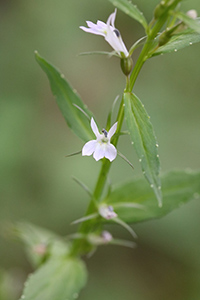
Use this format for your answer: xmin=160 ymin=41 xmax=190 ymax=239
xmin=16 ymin=0 xmax=200 ymax=299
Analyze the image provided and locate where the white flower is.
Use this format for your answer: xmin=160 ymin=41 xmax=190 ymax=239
xmin=80 ymin=9 xmax=129 ymax=58
xmin=82 ymin=118 xmax=118 ymax=162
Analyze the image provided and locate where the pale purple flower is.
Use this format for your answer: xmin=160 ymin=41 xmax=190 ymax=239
xmin=82 ymin=118 xmax=117 ymax=162
xmin=80 ymin=9 xmax=129 ymax=58
xmin=88 ymin=231 xmax=113 ymax=245
xmin=99 ymin=204 xmax=118 ymax=220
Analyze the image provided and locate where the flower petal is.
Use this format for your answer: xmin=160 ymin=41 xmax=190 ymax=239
xmin=105 ymin=10 xmax=129 ymax=57
xmin=105 ymin=28 xmax=129 ymax=57
xmin=91 ymin=117 xmax=100 ymax=138
xmin=107 ymin=121 xmax=118 ymax=139
xmin=104 ymin=143 xmax=117 ymax=162
xmin=82 ymin=140 xmax=96 ymax=156
xmin=93 ymin=143 xmax=105 ymax=161
xmin=79 ymin=25 xmax=105 ymax=37
xmin=97 ymin=20 xmax=107 ymax=30
xmin=107 ymin=9 xmax=117 ymax=28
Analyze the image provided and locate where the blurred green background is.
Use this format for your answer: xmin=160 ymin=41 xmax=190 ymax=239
xmin=1 ymin=0 xmax=200 ymax=299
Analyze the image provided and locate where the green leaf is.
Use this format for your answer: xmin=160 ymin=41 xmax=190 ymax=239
xmin=19 ymin=257 xmax=87 ymax=300
xmin=109 ymin=0 xmax=148 ymax=29
xmin=153 ymin=28 xmax=200 ymax=56
xmin=124 ymin=92 xmax=162 ymax=206
xmin=35 ymin=51 xmax=94 ymax=142
xmin=172 ymin=12 xmax=200 ymax=34
xmin=13 ymin=222 xmax=70 ymax=268
xmin=105 ymin=170 xmax=200 ymax=223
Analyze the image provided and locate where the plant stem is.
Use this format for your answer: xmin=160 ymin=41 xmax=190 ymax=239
xmin=71 ymin=0 xmax=181 ymax=256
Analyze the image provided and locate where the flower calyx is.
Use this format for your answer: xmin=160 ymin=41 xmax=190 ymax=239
xmin=120 ymin=56 xmax=133 ymax=76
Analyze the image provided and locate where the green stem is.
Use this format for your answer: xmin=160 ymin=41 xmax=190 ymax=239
xmin=71 ymin=0 xmax=181 ymax=256
xmin=71 ymin=99 xmax=125 ymax=256
xmin=129 ymin=0 xmax=181 ymax=92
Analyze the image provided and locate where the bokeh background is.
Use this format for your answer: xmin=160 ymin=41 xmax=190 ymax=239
xmin=1 ymin=0 xmax=200 ymax=299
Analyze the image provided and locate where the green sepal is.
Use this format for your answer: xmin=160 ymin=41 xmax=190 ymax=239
xmin=124 ymin=92 xmax=162 ymax=206
xmin=19 ymin=256 xmax=87 ymax=300
xmin=105 ymin=170 xmax=200 ymax=223
xmin=109 ymin=0 xmax=148 ymax=29
xmin=35 ymin=52 xmax=95 ymax=142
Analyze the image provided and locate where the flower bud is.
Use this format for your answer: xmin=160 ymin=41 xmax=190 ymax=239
xmin=186 ymin=9 xmax=198 ymax=19
xmin=120 ymin=56 xmax=133 ymax=76
xmin=158 ymin=29 xmax=171 ymax=46
xmin=154 ymin=1 xmax=167 ymax=19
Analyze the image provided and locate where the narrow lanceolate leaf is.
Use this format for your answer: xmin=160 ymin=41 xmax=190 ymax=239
xmin=35 ymin=52 xmax=94 ymax=142
xmin=109 ymin=0 xmax=147 ymax=29
xmin=124 ymin=92 xmax=162 ymax=206
xmin=153 ymin=28 xmax=200 ymax=56
xmin=105 ymin=170 xmax=200 ymax=223
xmin=172 ymin=12 xmax=200 ymax=34
xmin=20 ymin=257 xmax=87 ymax=300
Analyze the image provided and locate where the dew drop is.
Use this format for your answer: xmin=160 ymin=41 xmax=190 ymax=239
xmin=131 ymin=141 xmax=134 ymax=145
xmin=157 ymin=154 xmax=159 ymax=157
xmin=61 ymin=74 xmax=65 ymax=78
xmin=174 ymin=49 xmax=177 ymax=52
xmin=142 ymin=104 xmax=144 ymax=107
xmin=156 ymin=144 xmax=159 ymax=147
xmin=189 ymin=42 xmax=192 ymax=45
xmin=123 ymin=103 xmax=125 ymax=107
xmin=73 ymin=89 xmax=77 ymax=93
xmin=139 ymin=158 xmax=142 ymax=162
xmin=21 ymin=296 xmax=25 ymax=299
xmin=150 ymin=184 xmax=154 ymax=188
xmin=143 ymin=171 xmax=146 ymax=175
xmin=73 ymin=293 xmax=79 ymax=299
xmin=158 ymin=186 xmax=161 ymax=190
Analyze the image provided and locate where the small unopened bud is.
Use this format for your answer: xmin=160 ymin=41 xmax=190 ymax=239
xmin=154 ymin=1 xmax=167 ymax=20
xmin=120 ymin=56 xmax=133 ymax=76
xmin=158 ymin=29 xmax=171 ymax=46
xmin=186 ymin=9 xmax=198 ymax=19
xmin=87 ymin=231 xmax=113 ymax=246
xmin=99 ymin=204 xmax=117 ymax=220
